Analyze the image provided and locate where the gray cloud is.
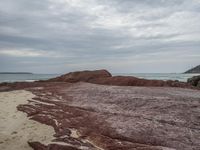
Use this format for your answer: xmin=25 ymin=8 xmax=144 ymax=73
xmin=0 ymin=0 xmax=199 ymax=73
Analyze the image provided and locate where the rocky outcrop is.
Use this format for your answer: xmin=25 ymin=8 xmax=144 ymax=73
xmin=187 ymin=75 xmax=200 ymax=87
xmin=47 ymin=69 xmax=112 ymax=82
xmin=17 ymin=82 xmax=200 ymax=150
xmin=185 ymin=65 xmax=200 ymax=73
xmin=89 ymin=76 xmax=189 ymax=87
xmin=0 ymin=69 xmax=199 ymax=149
xmin=0 ymin=70 xmax=196 ymax=93
xmin=46 ymin=69 xmax=191 ymax=88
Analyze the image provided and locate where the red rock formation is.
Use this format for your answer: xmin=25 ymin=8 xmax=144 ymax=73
xmin=16 ymin=82 xmax=200 ymax=150
xmin=45 ymin=70 xmax=192 ymax=88
xmin=89 ymin=76 xmax=189 ymax=87
xmin=0 ymin=70 xmax=199 ymax=150
xmin=47 ymin=69 xmax=112 ymax=82
xmin=0 ymin=70 xmax=195 ymax=93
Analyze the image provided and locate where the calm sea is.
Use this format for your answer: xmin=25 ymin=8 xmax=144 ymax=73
xmin=0 ymin=73 xmax=199 ymax=83
xmin=0 ymin=74 xmax=59 ymax=83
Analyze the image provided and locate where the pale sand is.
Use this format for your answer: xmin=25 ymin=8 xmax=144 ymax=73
xmin=0 ymin=90 xmax=55 ymax=150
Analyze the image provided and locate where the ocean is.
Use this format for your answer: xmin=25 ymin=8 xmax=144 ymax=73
xmin=0 ymin=74 xmax=58 ymax=83
xmin=0 ymin=73 xmax=199 ymax=83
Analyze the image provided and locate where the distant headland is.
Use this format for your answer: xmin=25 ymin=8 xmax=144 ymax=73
xmin=185 ymin=65 xmax=200 ymax=73
xmin=0 ymin=72 xmax=33 ymax=74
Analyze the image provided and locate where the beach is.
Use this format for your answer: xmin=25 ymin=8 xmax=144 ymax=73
xmin=0 ymin=90 xmax=55 ymax=150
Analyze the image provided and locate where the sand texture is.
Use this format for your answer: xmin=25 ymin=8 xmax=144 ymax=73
xmin=0 ymin=90 xmax=55 ymax=150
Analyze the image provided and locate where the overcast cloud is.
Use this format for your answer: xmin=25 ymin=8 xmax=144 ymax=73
xmin=0 ymin=0 xmax=200 ymax=73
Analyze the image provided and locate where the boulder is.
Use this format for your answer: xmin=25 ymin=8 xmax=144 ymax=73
xmin=47 ymin=69 xmax=112 ymax=83
xmin=187 ymin=75 xmax=200 ymax=86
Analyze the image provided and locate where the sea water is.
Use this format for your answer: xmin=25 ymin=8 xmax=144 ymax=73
xmin=0 ymin=73 xmax=199 ymax=83
xmin=0 ymin=74 xmax=59 ymax=83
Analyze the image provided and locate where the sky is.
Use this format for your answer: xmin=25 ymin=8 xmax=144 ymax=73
xmin=0 ymin=0 xmax=200 ymax=73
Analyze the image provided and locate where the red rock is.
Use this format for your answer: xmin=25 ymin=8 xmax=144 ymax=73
xmin=46 ymin=70 xmax=191 ymax=88
xmin=17 ymin=82 xmax=200 ymax=150
xmin=0 ymin=70 xmax=194 ymax=92
xmin=90 ymin=76 xmax=190 ymax=88
xmin=47 ymin=69 xmax=112 ymax=82
xmin=28 ymin=142 xmax=79 ymax=150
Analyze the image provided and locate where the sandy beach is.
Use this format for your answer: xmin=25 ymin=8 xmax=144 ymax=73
xmin=0 ymin=90 xmax=55 ymax=150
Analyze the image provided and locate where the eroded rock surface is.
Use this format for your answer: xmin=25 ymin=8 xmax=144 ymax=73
xmin=15 ymin=82 xmax=200 ymax=150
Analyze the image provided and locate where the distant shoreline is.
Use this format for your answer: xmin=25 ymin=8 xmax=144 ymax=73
xmin=0 ymin=72 xmax=33 ymax=74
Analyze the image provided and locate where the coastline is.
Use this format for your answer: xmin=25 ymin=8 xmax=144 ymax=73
xmin=0 ymin=89 xmax=106 ymax=150
xmin=1 ymin=73 xmax=200 ymax=83
xmin=0 ymin=69 xmax=199 ymax=150
xmin=0 ymin=90 xmax=55 ymax=150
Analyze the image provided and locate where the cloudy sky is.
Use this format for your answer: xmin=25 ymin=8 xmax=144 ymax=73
xmin=0 ymin=0 xmax=200 ymax=73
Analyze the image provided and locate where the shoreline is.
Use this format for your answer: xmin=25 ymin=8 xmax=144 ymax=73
xmin=1 ymin=72 xmax=200 ymax=84
xmin=0 ymin=90 xmax=55 ymax=150
xmin=0 ymin=89 xmax=106 ymax=150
